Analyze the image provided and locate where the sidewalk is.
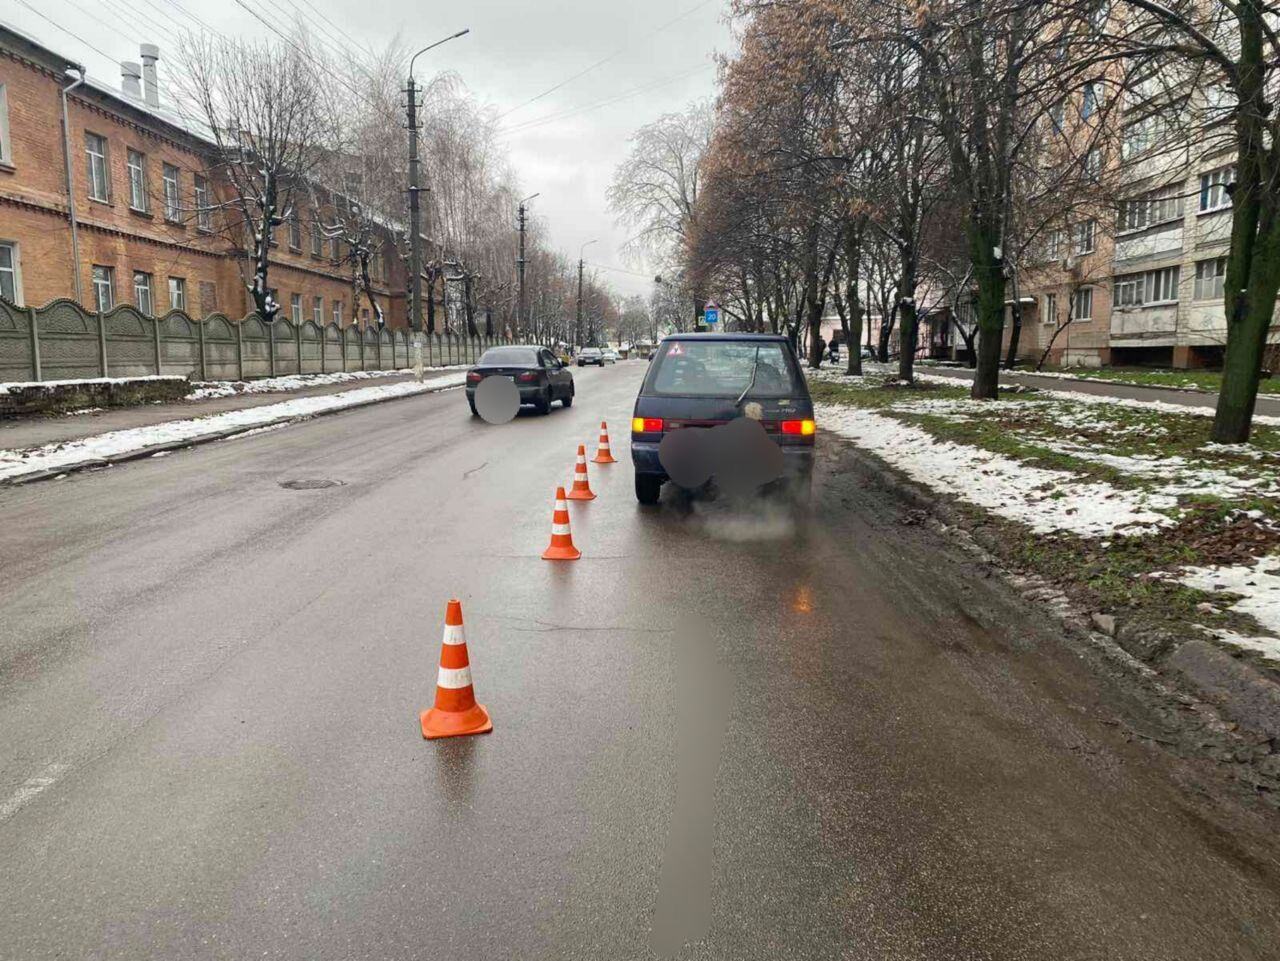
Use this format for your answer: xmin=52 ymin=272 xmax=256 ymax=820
xmin=0 ymin=368 xmax=468 ymax=484
xmin=0 ymin=369 xmax=452 ymax=451
xmin=919 ymin=365 xmax=1280 ymax=417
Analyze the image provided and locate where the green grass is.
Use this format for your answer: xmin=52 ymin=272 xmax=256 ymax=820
xmin=1032 ymin=366 xmax=1280 ymax=395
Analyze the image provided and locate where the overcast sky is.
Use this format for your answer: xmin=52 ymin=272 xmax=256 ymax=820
xmin=8 ymin=0 xmax=733 ymax=298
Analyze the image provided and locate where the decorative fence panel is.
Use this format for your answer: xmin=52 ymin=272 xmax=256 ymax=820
xmin=0 ymin=296 xmax=518 ymax=384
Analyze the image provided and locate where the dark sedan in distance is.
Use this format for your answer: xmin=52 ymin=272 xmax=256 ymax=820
xmin=465 ymin=345 xmax=575 ymax=415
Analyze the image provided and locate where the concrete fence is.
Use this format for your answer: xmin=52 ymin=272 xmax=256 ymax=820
xmin=0 ymin=297 xmax=514 ymax=383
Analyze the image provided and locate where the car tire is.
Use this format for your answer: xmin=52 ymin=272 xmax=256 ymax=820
xmin=635 ymin=473 xmax=662 ymax=505
xmin=468 ymin=399 xmax=479 ymax=417
xmin=561 ymin=387 xmax=574 ymax=407
xmin=535 ymin=389 xmax=552 ymax=415
xmin=577 ymin=361 xmax=585 ymax=367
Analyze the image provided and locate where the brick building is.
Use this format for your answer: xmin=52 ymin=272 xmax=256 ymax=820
xmin=0 ymin=24 xmax=410 ymax=328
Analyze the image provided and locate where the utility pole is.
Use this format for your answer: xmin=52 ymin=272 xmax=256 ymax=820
xmin=576 ymin=239 xmax=597 ymax=350
xmin=516 ymin=192 xmax=539 ymax=340
xmin=406 ymin=29 xmax=469 ymax=332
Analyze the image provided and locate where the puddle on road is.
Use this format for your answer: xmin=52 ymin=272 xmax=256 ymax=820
xmin=278 ymin=478 xmax=346 ymax=490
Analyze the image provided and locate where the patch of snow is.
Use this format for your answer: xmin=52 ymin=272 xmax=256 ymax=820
xmin=186 ymin=366 xmax=468 ymax=400
xmin=816 ymin=402 xmax=1177 ymax=538
xmin=65 ymin=407 xmax=106 ymax=416
xmin=0 ymin=375 xmax=186 ymax=395
xmin=1178 ymin=555 xmax=1280 ymax=642
xmin=0 ymin=373 xmax=468 ymax=482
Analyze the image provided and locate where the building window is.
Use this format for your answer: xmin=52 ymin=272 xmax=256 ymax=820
xmin=1072 ymin=219 xmax=1096 ymax=255
xmin=91 ymin=266 xmax=114 ymax=311
xmin=1070 ymin=287 xmax=1093 ymax=322
xmin=133 ymin=271 xmax=154 ymax=315
xmin=291 ymin=293 xmax=302 ymax=322
xmin=1121 ymin=113 xmax=1168 ymax=160
xmin=168 ymin=276 xmax=187 ymax=312
xmin=127 ymin=148 xmax=147 ymax=211
xmin=1119 ymin=184 xmax=1184 ymax=233
xmin=1042 ymin=292 xmax=1057 ymax=326
xmin=1113 ymin=266 xmax=1180 ymax=308
xmin=311 ymin=213 xmax=323 ymax=256
xmin=313 ymin=296 xmax=323 ymax=324
xmin=1083 ymin=147 xmax=1102 ymax=181
xmin=1050 ymin=100 xmax=1065 ymax=134
xmin=86 ymin=133 xmax=110 ymax=202
xmin=288 ymin=214 xmax=302 ymax=251
xmin=1199 ymin=166 xmax=1234 ymax=212
xmin=1081 ymin=81 xmax=1099 ymax=120
xmin=1194 ymin=257 xmax=1227 ymax=300
xmin=194 ymin=175 xmax=212 ymax=230
xmin=330 ymin=236 xmax=341 ymax=260
xmin=0 ymin=83 xmax=11 ymax=164
xmin=162 ymin=164 xmax=180 ymax=221
xmin=0 ymin=241 xmax=21 ymax=303
xmin=333 ymin=300 xmax=343 ymax=326
xmin=1045 ymin=228 xmax=1066 ymax=260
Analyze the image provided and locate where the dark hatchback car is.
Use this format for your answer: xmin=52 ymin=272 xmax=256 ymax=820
xmin=630 ymin=333 xmax=815 ymax=504
xmin=465 ymin=345 xmax=575 ymax=415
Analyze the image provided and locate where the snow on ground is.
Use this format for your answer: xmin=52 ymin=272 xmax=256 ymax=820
xmin=186 ymin=366 xmax=468 ymax=400
xmin=0 ymin=373 xmax=468 ymax=482
xmin=816 ymin=402 xmax=1177 ymax=537
xmin=0 ymin=375 xmax=187 ymax=395
xmin=1178 ymin=555 xmax=1280 ymax=657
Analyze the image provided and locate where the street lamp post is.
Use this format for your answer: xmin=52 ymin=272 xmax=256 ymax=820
xmin=406 ymin=29 xmax=469 ymax=333
xmin=576 ymin=239 xmax=597 ymax=350
xmin=516 ymin=193 xmax=539 ymax=340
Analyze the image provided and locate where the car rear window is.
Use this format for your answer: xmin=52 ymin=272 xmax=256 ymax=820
xmin=645 ymin=340 xmax=801 ymax=398
xmin=479 ymin=347 xmax=538 ymax=366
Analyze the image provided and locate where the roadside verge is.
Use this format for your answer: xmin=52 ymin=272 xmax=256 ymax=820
xmin=809 ymin=366 xmax=1280 ymax=779
xmin=0 ymin=371 xmax=467 ymax=486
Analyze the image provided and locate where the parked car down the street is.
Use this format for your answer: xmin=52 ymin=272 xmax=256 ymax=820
xmin=602 ymin=349 xmax=619 ymax=363
xmin=577 ymin=347 xmax=606 ymax=367
xmin=465 ymin=345 xmax=574 ymax=416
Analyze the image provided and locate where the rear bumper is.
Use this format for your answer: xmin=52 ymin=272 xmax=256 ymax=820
xmin=630 ymin=439 xmax=814 ymax=481
xmin=465 ymin=383 xmax=546 ymax=404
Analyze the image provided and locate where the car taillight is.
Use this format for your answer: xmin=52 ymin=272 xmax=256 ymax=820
xmin=517 ymin=371 xmax=539 ymax=382
xmin=632 ymin=417 xmax=663 ymax=433
xmin=780 ymin=419 xmax=816 ymax=436
xmin=466 ymin=371 xmax=482 ymax=383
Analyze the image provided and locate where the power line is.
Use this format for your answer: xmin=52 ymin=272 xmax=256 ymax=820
xmin=497 ymin=63 xmax=713 ymax=137
xmin=15 ymin=0 xmax=125 ymax=65
xmin=494 ymin=0 xmax=714 ymax=122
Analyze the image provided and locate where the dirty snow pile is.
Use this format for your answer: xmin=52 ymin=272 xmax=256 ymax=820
xmin=187 ymin=366 xmax=468 ymax=400
xmin=0 ymin=373 xmax=467 ymax=482
xmin=0 ymin=375 xmax=187 ymax=395
xmin=816 ymin=402 xmax=1176 ymax=538
xmin=1178 ymin=555 xmax=1280 ymax=659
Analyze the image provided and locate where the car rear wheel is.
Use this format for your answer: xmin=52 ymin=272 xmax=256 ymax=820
xmin=635 ymin=473 xmax=662 ymax=505
xmin=535 ymin=389 xmax=552 ymax=415
xmin=561 ymin=387 xmax=573 ymax=408
xmin=468 ymin=399 xmax=479 ymax=417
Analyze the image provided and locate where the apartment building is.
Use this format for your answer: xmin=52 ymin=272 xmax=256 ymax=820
xmin=0 ymin=24 xmax=409 ymax=328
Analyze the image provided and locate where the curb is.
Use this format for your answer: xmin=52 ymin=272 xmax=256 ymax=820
xmin=824 ymin=431 xmax=1280 ymax=747
xmin=1 ymin=378 xmax=463 ymax=488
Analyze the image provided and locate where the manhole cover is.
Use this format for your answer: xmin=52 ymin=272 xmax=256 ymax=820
xmin=279 ymin=479 xmax=345 ymax=490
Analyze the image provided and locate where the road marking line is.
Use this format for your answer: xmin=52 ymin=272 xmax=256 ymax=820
xmin=0 ymin=762 xmax=69 ymax=823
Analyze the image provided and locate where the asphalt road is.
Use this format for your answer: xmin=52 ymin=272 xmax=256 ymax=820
xmin=2 ymin=361 xmax=1279 ymax=960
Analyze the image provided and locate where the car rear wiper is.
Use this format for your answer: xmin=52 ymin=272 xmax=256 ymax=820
xmin=735 ymin=346 xmax=761 ymax=407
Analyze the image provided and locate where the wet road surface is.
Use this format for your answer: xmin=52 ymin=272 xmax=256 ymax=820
xmin=2 ymin=361 xmax=1279 ymax=960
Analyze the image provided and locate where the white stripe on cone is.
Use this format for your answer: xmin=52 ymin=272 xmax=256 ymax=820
xmin=552 ymin=523 xmax=572 ymax=535
xmin=555 ymin=499 xmax=569 ymax=510
xmin=442 ymin=624 xmax=466 ymax=646
xmin=437 ymin=665 xmax=473 ymax=689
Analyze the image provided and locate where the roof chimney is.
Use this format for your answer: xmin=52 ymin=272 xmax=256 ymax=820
xmin=140 ymin=43 xmax=160 ymax=109
xmin=121 ymin=61 xmax=142 ymax=100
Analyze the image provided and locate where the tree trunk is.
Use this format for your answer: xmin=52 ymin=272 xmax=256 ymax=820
xmin=1003 ymin=303 xmax=1022 ymax=370
xmin=970 ymin=229 xmax=1006 ymax=399
xmin=1213 ymin=231 xmax=1280 ymax=442
xmin=896 ymin=257 xmax=917 ymax=382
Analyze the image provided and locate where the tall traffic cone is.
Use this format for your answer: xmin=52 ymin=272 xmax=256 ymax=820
xmin=541 ymin=486 xmax=582 ymax=560
xmin=591 ymin=421 xmax=617 ymax=464
xmin=566 ymin=444 xmax=597 ymax=501
xmin=420 ymin=599 xmax=493 ymax=740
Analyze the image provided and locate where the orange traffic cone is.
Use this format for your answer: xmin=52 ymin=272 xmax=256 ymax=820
xmin=566 ymin=444 xmax=597 ymax=501
xmin=541 ymin=486 xmax=582 ymax=560
xmin=591 ymin=421 xmax=617 ymax=464
xmin=420 ymin=599 xmax=493 ymax=740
